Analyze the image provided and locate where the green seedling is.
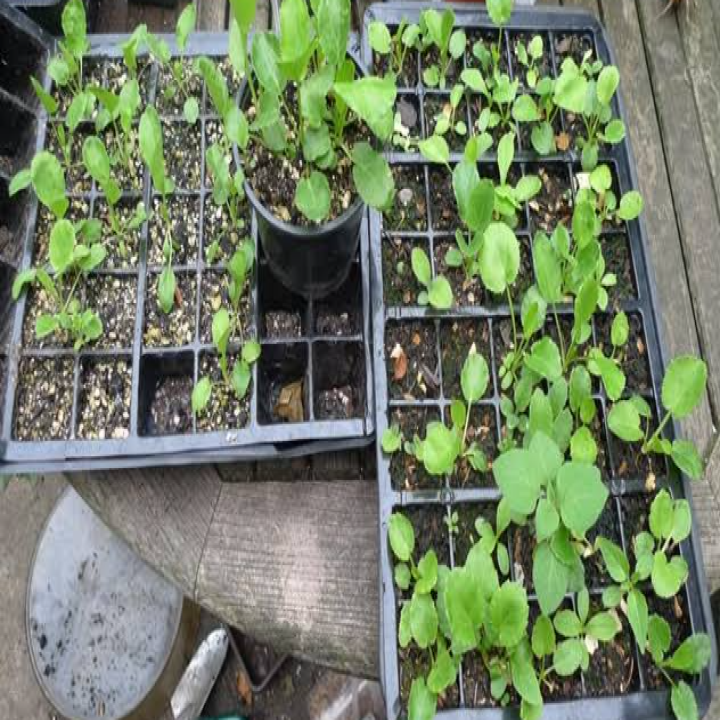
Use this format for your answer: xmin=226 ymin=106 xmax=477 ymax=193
xmin=411 ymin=246 xmax=453 ymax=310
xmin=419 ymin=8 xmax=466 ymax=89
xmin=607 ymin=356 xmax=707 ymax=479
xmin=514 ymin=35 xmax=545 ymax=90
xmin=12 ymin=218 xmax=105 ymax=349
xmin=368 ymin=19 xmax=422 ymax=79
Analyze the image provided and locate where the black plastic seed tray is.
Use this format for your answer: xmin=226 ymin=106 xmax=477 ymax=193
xmin=364 ymin=4 xmax=716 ymax=719
xmin=0 ymin=29 xmax=375 ymax=472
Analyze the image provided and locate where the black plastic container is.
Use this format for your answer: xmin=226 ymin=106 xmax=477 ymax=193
xmin=246 ymin=183 xmax=364 ymax=300
xmin=9 ymin=0 xmax=97 ymax=36
xmin=365 ymin=4 xmax=717 ymax=720
xmin=0 ymin=28 xmax=375 ymax=473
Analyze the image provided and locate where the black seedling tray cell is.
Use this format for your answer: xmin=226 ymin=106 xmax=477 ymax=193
xmin=0 ymin=31 xmax=375 ymax=472
xmin=365 ymin=5 xmax=716 ymax=720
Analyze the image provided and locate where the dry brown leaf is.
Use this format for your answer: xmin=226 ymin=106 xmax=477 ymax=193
xmin=637 ymin=337 xmax=645 ymax=355
xmin=236 ymin=669 xmax=253 ymax=706
xmin=411 ymin=332 xmax=421 ymax=346
xmin=174 ymin=285 xmax=184 ymax=307
xmin=556 ymin=132 xmax=571 ymax=152
xmin=391 ymin=343 xmax=408 ymax=380
xmin=275 ymin=380 xmax=304 ymax=423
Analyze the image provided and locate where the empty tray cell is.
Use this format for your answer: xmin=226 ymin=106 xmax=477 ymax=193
xmin=86 ymin=274 xmax=138 ymax=350
xmin=196 ymin=352 xmax=251 ymax=433
xmin=199 ymin=269 xmax=253 ymax=345
xmin=385 ymin=320 xmax=440 ymax=400
xmin=14 ymin=356 xmax=74 ymax=441
xmin=313 ymin=264 xmax=361 ymax=336
xmin=0 ymin=175 xmax=27 ymax=267
xmin=149 ymin=194 xmax=201 ymax=267
xmin=595 ymin=311 xmax=652 ymax=393
xmin=143 ymin=271 xmax=197 ymax=348
xmin=100 ymin=124 xmax=144 ymax=193
xmin=526 ymin=162 xmax=574 ymax=233
xmin=76 ymin=357 xmax=132 ymax=440
xmin=433 ymin=235 xmax=486 ymax=308
xmin=382 ymin=235 xmax=429 ymax=308
xmin=46 ymin=122 xmax=94 ymax=194
xmin=202 ymin=194 xmax=252 ymax=264
xmin=106 ymin=57 xmax=152 ymax=104
xmin=156 ymin=58 xmax=203 ymax=116
xmin=602 ymin=232 xmax=638 ymax=302
xmin=312 ymin=341 xmax=365 ymax=420
xmin=258 ymin=264 xmax=307 ymax=340
xmin=0 ymin=97 xmax=36 ymax=176
xmin=93 ymin=196 xmax=145 ymax=269
xmin=554 ymin=32 xmax=596 ymax=66
xmin=393 ymin=93 xmax=422 ymax=145
xmin=0 ymin=13 xmax=43 ymax=106
xmin=423 ymin=93 xmax=469 ymax=152
xmin=508 ymin=31 xmax=553 ymax=88
xmin=138 ymin=352 xmax=194 ymax=436
xmin=429 ymin=166 xmax=459 ymax=232
xmin=257 ymin=342 xmax=309 ymax=425
xmin=161 ymin=118 xmax=202 ymax=191
xmin=388 ymin=404 xmax=442 ymax=491
xmin=385 ymin=165 xmax=428 ymax=232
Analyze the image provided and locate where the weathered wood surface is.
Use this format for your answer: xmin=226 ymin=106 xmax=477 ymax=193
xmin=67 ymin=0 xmax=720 ymax=684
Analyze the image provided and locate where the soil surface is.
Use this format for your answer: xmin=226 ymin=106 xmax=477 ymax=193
xmin=554 ymin=33 xmax=595 ymax=66
xmin=644 ymin=592 xmax=692 ymax=689
xmin=14 ymin=357 xmax=74 ymax=441
xmin=467 ymin=30 xmax=510 ymax=75
xmin=512 ymin=523 xmax=535 ymax=592
xmin=433 ymin=236 xmax=486 ymax=308
xmin=94 ymin=197 xmax=144 ymax=268
xmin=385 ymin=320 xmax=440 ymax=400
xmin=315 ymin=386 xmax=355 ymax=420
xmin=374 ymin=46 xmax=419 ymax=88
xmin=421 ymin=47 xmax=462 ymax=87
xmin=382 ymin=235 xmax=428 ymax=307
xmin=452 ymin=502 xmax=501 ymax=565
xmin=76 ymin=360 xmax=132 ymax=440
xmin=584 ymin=498 xmax=622 ymax=589
xmin=429 ymin=167 xmax=459 ymax=231
xmin=399 ymin=644 xmax=459 ymax=710
xmin=527 ymin=163 xmax=574 ymax=232
xmin=440 ymin=319 xmax=493 ymax=400
xmin=85 ymin=274 xmax=138 ymax=349
xmin=144 ymin=374 xmax=193 ymax=435
xmin=149 ymin=195 xmax=200 ymax=266
xmin=388 ymin=405 xmax=442 ymax=491
xmin=509 ymin=32 xmax=553 ymax=89
xmin=445 ymin=404 xmax=498 ymax=489
xmin=385 ymin=165 xmax=428 ymax=232
xmin=424 ymin=94 xmax=469 ymax=152
xmin=203 ymin=195 xmax=252 ymax=264
xmin=162 ymin=118 xmax=202 ymax=190
xmin=100 ymin=125 xmax=144 ymax=192
xmin=196 ymin=353 xmax=251 ymax=432
xmin=155 ymin=59 xmax=203 ymax=116
xmin=143 ymin=272 xmax=197 ymax=347
xmin=46 ymin=123 xmax=93 ymax=194
xmin=263 ymin=311 xmax=302 ymax=340
xmin=595 ymin=312 xmax=651 ymax=393
xmin=603 ymin=233 xmax=637 ymax=304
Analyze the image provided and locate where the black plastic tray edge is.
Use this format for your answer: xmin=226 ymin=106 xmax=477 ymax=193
xmin=1 ymin=30 xmax=376 ymax=471
xmin=364 ymin=4 xmax=717 ymax=719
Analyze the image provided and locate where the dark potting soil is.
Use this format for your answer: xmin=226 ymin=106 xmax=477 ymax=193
xmin=316 ymin=385 xmax=356 ymax=420
xmin=512 ymin=523 xmax=535 ymax=592
xmin=202 ymin=195 xmax=252 ymax=264
xmin=402 ymin=505 xmax=451 ymax=574
xmin=394 ymin=94 xmax=422 ymax=142
xmin=440 ymin=318 xmax=493 ymax=400
xmin=424 ymin=94 xmax=469 ymax=153
xmin=374 ymin=46 xmax=419 ymax=88
xmin=85 ymin=274 xmax=137 ymax=349
xmin=467 ymin=30 xmax=510 ymax=75
xmin=214 ymin=58 xmax=244 ymax=103
xmin=143 ymin=272 xmax=197 ymax=348
xmin=382 ymin=235 xmax=428 ymax=307
xmin=583 ymin=600 xmax=639 ymax=697
xmin=445 ymin=404 xmax=498 ymax=489
xmin=105 ymin=58 xmax=152 ymax=104
xmin=388 ymin=405 xmax=443 ymax=491
xmin=196 ymin=353 xmax=251 ymax=432
xmin=461 ymin=651 xmax=502 ymax=708
xmin=452 ymin=502 xmax=501 ymax=565
xmin=429 ymin=167 xmax=459 ymax=232
xmin=509 ymin=32 xmax=553 ymax=89
xmin=595 ymin=312 xmax=652 ymax=393
xmin=144 ymin=375 xmax=193 ymax=436
xmin=100 ymin=126 xmax=144 ymax=193
xmin=315 ymin=307 xmax=358 ymax=337
xmin=76 ymin=359 xmax=132 ymax=440
xmin=385 ymin=165 xmax=428 ymax=232
xmin=162 ymin=118 xmax=202 ymax=190
xmin=155 ymin=59 xmax=203 ymax=116
xmin=527 ymin=163 xmax=574 ymax=233
xmin=644 ymin=592 xmax=692 ymax=690
xmin=46 ymin=122 xmax=93 ymax=194
xmin=199 ymin=270 xmax=252 ymax=345
xmin=588 ymin=405 xmax=612 ymax=483
xmin=433 ymin=237 xmax=486 ymax=308
xmin=603 ymin=233 xmax=638 ymax=304
xmin=22 ymin=286 xmax=72 ymax=350
xmin=468 ymin=95 xmax=514 ymax=147
xmin=93 ymin=197 xmax=144 ymax=269
xmin=554 ymin=33 xmax=595 ymax=66
xmin=14 ymin=357 xmax=74 ymax=441
xmin=263 ymin=311 xmax=302 ymax=340
xmin=149 ymin=194 xmax=201 ymax=266
xmin=399 ymin=644 xmax=460 ymax=710
xmin=421 ymin=46 xmax=462 ymax=87
xmin=385 ymin=320 xmax=440 ymax=400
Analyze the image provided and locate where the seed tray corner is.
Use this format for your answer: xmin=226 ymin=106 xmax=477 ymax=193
xmin=364 ymin=4 xmax=717 ymax=719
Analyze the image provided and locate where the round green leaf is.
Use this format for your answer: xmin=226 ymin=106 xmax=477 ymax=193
xmin=662 ymin=356 xmax=707 ymax=419
xmin=556 ymin=461 xmax=608 ymax=537
xmin=671 ymin=681 xmax=698 ymax=720
xmin=489 ymin=581 xmax=529 ymax=648
xmin=49 ymin=219 xmax=75 ymax=274
xmin=533 ymin=541 xmax=569 ymax=616
xmin=409 ymin=592 xmax=438 ymax=648
xmin=597 ymin=65 xmax=620 ymax=106
xmin=295 ymin=171 xmax=331 ymax=223
xmin=617 ymin=191 xmax=644 ymax=221
xmin=479 ymin=222 xmax=520 ymax=294
xmin=408 ymin=678 xmax=436 ymax=720
xmin=461 ymin=351 xmax=489 ymax=404
xmin=607 ymin=400 xmax=643 ymax=442
xmin=553 ymin=638 xmax=584 ymax=676
xmin=368 ymin=21 xmax=391 ymax=54
xmin=352 ymin=142 xmax=394 ymax=210
xmin=418 ymin=135 xmax=450 ymax=165
xmin=672 ymin=440 xmax=704 ymax=480
xmin=388 ymin=513 xmax=415 ymax=562
xmin=192 ymin=377 xmax=212 ymax=414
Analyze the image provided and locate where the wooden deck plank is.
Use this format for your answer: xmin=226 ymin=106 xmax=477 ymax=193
xmin=561 ymin=0 xmax=600 ymax=18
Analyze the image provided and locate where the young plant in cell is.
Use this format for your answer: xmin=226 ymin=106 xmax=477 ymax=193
xmin=368 ymin=19 xmax=422 ymax=80
xmin=81 ymin=137 xmax=148 ymax=260
xmin=192 ymin=243 xmax=261 ymax=415
xmin=239 ymin=0 xmax=396 ymax=225
xmin=12 ymin=218 xmax=105 ymax=350
xmin=428 ymin=83 xmax=468 ymax=141
xmin=607 ymin=356 xmax=707 ymax=479
xmin=419 ymin=8 xmax=466 ymax=89
xmin=168 ymin=4 xmax=201 ymax=123
xmin=554 ymin=52 xmax=626 ymax=171
xmin=139 ymin=106 xmax=177 ymax=315
xmin=576 ymin=164 xmax=644 ymax=229
xmin=514 ymin=35 xmax=545 ymax=90
xmin=10 ymin=150 xmax=71 ymax=220
xmin=410 ymin=246 xmax=453 ymax=310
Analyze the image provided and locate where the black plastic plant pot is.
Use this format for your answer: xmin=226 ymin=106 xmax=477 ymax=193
xmin=246 ymin=182 xmax=365 ymax=300
xmin=0 ymin=27 xmax=375 ymax=473
xmin=9 ymin=0 xmax=96 ymax=36
xmin=365 ymin=4 xmax=717 ymax=720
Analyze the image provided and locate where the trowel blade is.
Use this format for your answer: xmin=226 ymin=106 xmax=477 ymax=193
xmin=171 ymin=627 xmax=229 ymax=720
